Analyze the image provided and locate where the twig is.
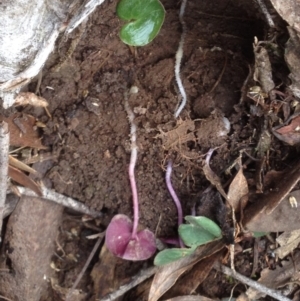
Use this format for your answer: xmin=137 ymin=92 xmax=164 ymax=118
xmin=255 ymin=0 xmax=275 ymax=28
xmin=174 ymin=0 xmax=188 ymax=118
xmin=14 ymin=185 xmax=102 ymax=218
xmin=215 ymin=263 xmax=292 ymax=301
xmin=166 ymin=160 xmax=184 ymax=247
xmin=0 ymin=122 xmax=9 ymax=240
xmin=100 ymin=266 xmax=158 ymax=301
xmin=66 ymin=233 xmax=104 ymax=301
xmin=124 ymin=87 xmax=140 ymax=239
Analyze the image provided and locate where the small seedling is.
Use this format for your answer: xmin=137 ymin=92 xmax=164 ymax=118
xmin=154 ymin=216 xmax=222 ymax=266
xmin=116 ymin=0 xmax=165 ymax=46
xmin=105 ymin=88 xmax=156 ymax=261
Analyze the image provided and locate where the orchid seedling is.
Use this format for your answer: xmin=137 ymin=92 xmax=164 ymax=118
xmin=154 ymin=161 xmax=223 ymax=266
xmin=105 ymin=88 xmax=156 ymax=261
xmin=116 ymin=0 xmax=165 ymax=46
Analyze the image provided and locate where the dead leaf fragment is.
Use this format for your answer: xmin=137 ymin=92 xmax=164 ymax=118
xmin=227 ymin=159 xmax=249 ymax=211
xmin=245 ymin=189 xmax=300 ymax=232
xmin=246 ymin=251 xmax=300 ymax=300
xmin=273 ymin=115 xmax=300 ymax=145
xmin=253 ymin=41 xmax=275 ymax=94
xmin=14 ymin=92 xmax=48 ymax=107
xmin=275 ymin=230 xmax=300 ymax=258
xmin=2 ymin=113 xmax=46 ymax=149
xmin=165 ymin=296 xmax=217 ymax=301
xmin=9 ymin=166 xmax=42 ymax=196
xmin=148 ymin=240 xmax=224 ymax=301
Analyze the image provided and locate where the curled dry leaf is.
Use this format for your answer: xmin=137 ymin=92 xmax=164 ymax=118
xmin=14 ymin=92 xmax=48 ymax=107
xmin=148 ymin=240 xmax=224 ymax=301
xmin=227 ymin=158 xmax=249 ymax=211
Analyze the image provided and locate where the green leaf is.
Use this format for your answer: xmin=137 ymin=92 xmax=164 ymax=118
xmin=179 ymin=216 xmax=222 ymax=247
xmin=154 ymin=247 xmax=195 ymax=266
xmin=116 ymin=0 xmax=165 ymax=46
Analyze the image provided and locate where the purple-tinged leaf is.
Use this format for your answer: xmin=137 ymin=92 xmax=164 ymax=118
xmin=105 ymin=214 xmax=156 ymax=261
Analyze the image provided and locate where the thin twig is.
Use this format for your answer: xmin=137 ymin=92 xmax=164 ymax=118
xmin=0 ymin=122 xmax=9 ymax=240
xmin=174 ymin=0 xmax=188 ymax=118
xmin=255 ymin=0 xmax=275 ymax=28
xmin=66 ymin=233 xmax=104 ymax=301
xmin=100 ymin=266 xmax=158 ymax=301
xmin=215 ymin=263 xmax=292 ymax=301
xmin=166 ymin=160 xmax=184 ymax=247
xmin=124 ymin=87 xmax=139 ymax=239
xmin=15 ymin=185 xmax=102 ymax=218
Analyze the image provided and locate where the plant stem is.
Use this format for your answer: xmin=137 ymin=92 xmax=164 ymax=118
xmin=166 ymin=160 xmax=184 ymax=247
xmin=174 ymin=0 xmax=188 ymax=118
xmin=124 ymin=90 xmax=139 ymax=239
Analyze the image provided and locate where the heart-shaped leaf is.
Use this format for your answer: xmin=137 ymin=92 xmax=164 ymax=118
xmin=154 ymin=247 xmax=195 ymax=266
xmin=116 ymin=0 xmax=165 ymax=46
xmin=179 ymin=216 xmax=222 ymax=247
xmin=105 ymin=214 xmax=157 ymax=261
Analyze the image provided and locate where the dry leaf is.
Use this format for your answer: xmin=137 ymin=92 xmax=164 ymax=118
xmin=14 ymin=92 xmax=48 ymax=107
xmin=9 ymin=155 xmax=39 ymax=176
xmin=3 ymin=113 xmax=46 ymax=149
xmin=246 ymin=251 xmax=300 ymax=300
xmin=245 ymin=189 xmax=300 ymax=232
xmin=227 ymin=159 xmax=249 ymax=211
xmin=148 ymin=240 xmax=224 ymax=301
xmin=159 ymin=120 xmax=195 ymax=150
xmin=9 ymin=166 xmax=42 ymax=196
xmin=275 ymin=230 xmax=300 ymax=258
xmin=202 ymin=149 xmax=228 ymax=201
xmin=273 ymin=115 xmax=300 ymax=145
xmin=166 ymin=250 xmax=222 ymax=298
xmin=253 ymin=41 xmax=275 ymax=94
xmin=243 ymin=160 xmax=300 ymax=230
xmin=90 ymin=245 xmax=118 ymax=298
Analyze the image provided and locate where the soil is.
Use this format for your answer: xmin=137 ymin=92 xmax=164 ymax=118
xmin=0 ymin=0 xmax=296 ymax=300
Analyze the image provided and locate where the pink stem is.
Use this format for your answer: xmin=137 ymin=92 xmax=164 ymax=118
xmin=166 ymin=160 xmax=184 ymax=248
xmin=129 ymin=147 xmax=139 ymax=239
xmin=125 ymin=98 xmax=139 ymax=239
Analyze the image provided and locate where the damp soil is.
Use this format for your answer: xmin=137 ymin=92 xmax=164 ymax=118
xmin=4 ymin=0 xmax=293 ymax=300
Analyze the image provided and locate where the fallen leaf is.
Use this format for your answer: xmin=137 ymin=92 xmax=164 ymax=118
xmin=243 ymin=159 xmax=300 ymax=230
xmin=253 ymin=41 xmax=275 ymax=94
xmin=273 ymin=115 xmax=300 ymax=145
xmin=14 ymin=92 xmax=48 ymax=107
xmin=159 ymin=119 xmax=195 ymax=151
xmin=9 ymin=155 xmax=39 ymax=176
xmin=203 ymin=149 xmax=228 ymax=201
xmin=245 ymin=189 xmax=300 ymax=232
xmin=275 ymin=229 xmax=300 ymax=258
xmin=227 ymin=159 xmax=249 ymax=211
xmin=148 ymin=240 xmax=224 ymax=301
xmin=2 ymin=113 xmax=46 ymax=149
xmin=90 ymin=245 xmax=118 ymax=298
xmin=165 ymin=251 xmax=222 ymax=298
xmin=9 ymin=166 xmax=42 ymax=196
xmin=246 ymin=251 xmax=300 ymax=300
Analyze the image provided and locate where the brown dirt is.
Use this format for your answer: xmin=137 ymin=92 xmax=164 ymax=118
xmin=1 ymin=0 xmax=294 ymax=300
